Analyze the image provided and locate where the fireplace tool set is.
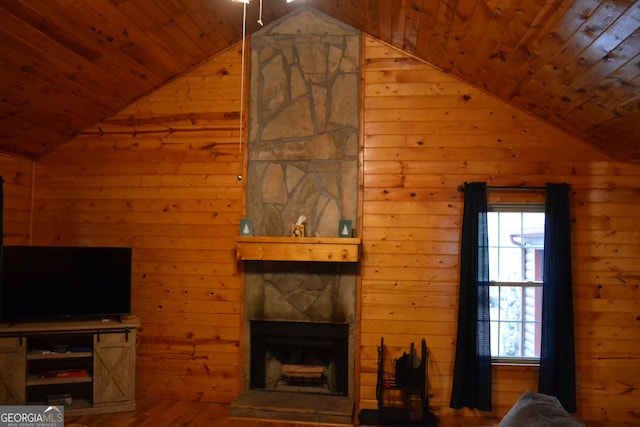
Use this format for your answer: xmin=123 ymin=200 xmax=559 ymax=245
xmin=359 ymin=337 xmax=437 ymax=426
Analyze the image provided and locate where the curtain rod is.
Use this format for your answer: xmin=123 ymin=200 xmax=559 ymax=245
xmin=457 ymin=184 xmax=547 ymax=192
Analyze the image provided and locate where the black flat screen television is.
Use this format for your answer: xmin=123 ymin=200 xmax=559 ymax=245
xmin=0 ymin=246 xmax=132 ymax=323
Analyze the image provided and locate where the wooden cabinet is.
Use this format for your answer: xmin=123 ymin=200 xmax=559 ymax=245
xmin=0 ymin=318 xmax=139 ymax=415
xmin=0 ymin=336 xmax=26 ymax=405
xmin=93 ymin=331 xmax=135 ymax=408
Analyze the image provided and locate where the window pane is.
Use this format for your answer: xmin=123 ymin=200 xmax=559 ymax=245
xmin=497 ymin=248 xmax=523 ymax=282
xmin=488 ymin=213 xmax=499 ymax=247
xmin=524 ymin=286 xmax=538 ymax=322
xmin=487 ymin=205 xmax=544 ymax=360
xmin=490 ymin=320 xmax=499 ymax=356
xmin=522 ymin=212 xmax=545 ymax=248
xmin=500 ymin=321 xmax=521 ymax=356
xmin=489 ymin=247 xmax=499 ymax=280
xmin=523 ymin=321 xmax=539 ymax=357
xmin=489 ymin=286 xmax=500 ymax=321
xmin=489 ymin=286 xmax=500 ymax=355
xmin=500 ymin=286 xmax=521 ymax=321
xmin=498 ymin=212 xmax=521 ymax=246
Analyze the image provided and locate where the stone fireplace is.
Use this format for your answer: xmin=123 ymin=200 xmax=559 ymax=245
xmin=243 ymin=259 xmax=357 ymax=393
xmin=231 ymin=7 xmax=360 ymax=425
xmin=237 ymin=257 xmax=357 ymax=422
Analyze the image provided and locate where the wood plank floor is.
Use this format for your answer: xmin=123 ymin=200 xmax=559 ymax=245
xmin=65 ymin=398 xmax=635 ymax=427
xmin=65 ymin=398 xmax=497 ymax=427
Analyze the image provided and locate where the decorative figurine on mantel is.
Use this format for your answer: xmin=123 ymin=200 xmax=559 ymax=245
xmin=239 ymin=219 xmax=253 ymax=236
xmin=291 ymin=215 xmax=306 ymax=237
xmin=339 ymin=220 xmax=352 ymax=238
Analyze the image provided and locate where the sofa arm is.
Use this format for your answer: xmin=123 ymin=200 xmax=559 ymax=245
xmin=498 ymin=391 xmax=586 ymax=427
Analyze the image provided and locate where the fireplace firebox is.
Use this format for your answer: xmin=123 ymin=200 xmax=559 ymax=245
xmin=250 ymin=320 xmax=349 ymax=396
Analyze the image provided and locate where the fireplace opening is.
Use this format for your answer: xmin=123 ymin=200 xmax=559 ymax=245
xmin=250 ymin=320 xmax=349 ymax=396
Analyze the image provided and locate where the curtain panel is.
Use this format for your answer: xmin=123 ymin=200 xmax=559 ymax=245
xmin=450 ymin=182 xmax=492 ymax=411
xmin=0 ymin=177 xmax=3 ymax=277
xmin=538 ymin=183 xmax=577 ymax=412
xmin=0 ymin=177 xmax=3 ymax=310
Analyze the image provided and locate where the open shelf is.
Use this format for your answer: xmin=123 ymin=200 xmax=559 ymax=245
xmin=29 ymin=397 xmax=92 ymax=411
xmin=27 ymin=351 xmax=93 ymax=360
xmin=27 ymin=374 xmax=92 ymax=386
xmin=236 ymin=236 xmax=361 ymax=262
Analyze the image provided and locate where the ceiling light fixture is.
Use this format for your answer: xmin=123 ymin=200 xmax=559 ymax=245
xmin=232 ymin=0 xmax=295 ymax=3
xmin=232 ymin=0 xmax=296 ymax=27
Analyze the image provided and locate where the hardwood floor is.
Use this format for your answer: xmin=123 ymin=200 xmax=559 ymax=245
xmin=66 ymin=398 xmax=314 ymax=427
xmin=65 ymin=398 xmax=499 ymax=427
xmin=65 ymin=398 xmax=635 ymax=427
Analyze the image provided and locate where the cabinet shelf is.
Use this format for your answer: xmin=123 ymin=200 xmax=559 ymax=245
xmin=27 ymin=374 xmax=92 ymax=386
xmin=236 ymin=236 xmax=361 ymax=262
xmin=29 ymin=397 xmax=92 ymax=411
xmin=27 ymin=352 xmax=93 ymax=360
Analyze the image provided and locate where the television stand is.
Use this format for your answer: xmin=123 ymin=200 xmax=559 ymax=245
xmin=0 ymin=317 xmax=140 ymax=415
xmin=106 ymin=315 xmax=135 ymax=324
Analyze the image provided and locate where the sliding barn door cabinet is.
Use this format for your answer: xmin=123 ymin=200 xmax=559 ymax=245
xmin=0 ymin=317 xmax=139 ymax=415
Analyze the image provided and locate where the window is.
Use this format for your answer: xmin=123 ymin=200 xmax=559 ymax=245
xmin=488 ymin=204 xmax=545 ymax=362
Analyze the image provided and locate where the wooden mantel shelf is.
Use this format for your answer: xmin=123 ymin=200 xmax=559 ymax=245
xmin=236 ymin=236 xmax=361 ymax=262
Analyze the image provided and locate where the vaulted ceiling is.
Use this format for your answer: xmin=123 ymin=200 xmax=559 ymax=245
xmin=1 ymin=1 xmax=639 ymax=162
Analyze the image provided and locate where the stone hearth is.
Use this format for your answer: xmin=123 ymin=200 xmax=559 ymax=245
xmin=231 ymin=391 xmax=354 ymax=425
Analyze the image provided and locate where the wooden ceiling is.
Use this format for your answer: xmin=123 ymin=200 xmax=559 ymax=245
xmin=1 ymin=0 xmax=639 ymax=162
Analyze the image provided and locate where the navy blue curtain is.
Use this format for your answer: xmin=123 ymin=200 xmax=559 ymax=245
xmin=539 ymin=183 xmax=577 ymax=412
xmin=450 ymin=182 xmax=492 ymax=411
xmin=0 ymin=177 xmax=3 ymax=299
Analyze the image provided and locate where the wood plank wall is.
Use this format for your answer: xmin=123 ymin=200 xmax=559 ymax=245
xmin=0 ymin=35 xmax=638 ymax=423
xmin=360 ymin=37 xmax=640 ymax=422
xmin=29 ymin=47 xmax=246 ymax=403
xmin=0 ymin=154 xmax=33 ymax=245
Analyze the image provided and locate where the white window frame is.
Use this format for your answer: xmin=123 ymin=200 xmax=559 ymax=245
xmin=488 ymin=203 xmax=545 ymax=366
